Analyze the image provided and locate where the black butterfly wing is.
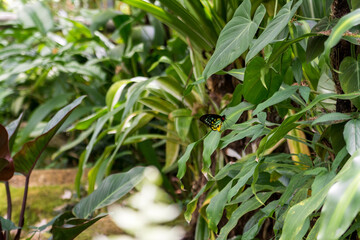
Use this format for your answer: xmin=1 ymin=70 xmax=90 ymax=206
xmin=200 ymin=114 xmax=223 ymax=131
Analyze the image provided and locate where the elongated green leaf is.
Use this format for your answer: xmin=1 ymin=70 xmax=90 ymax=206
xmin=343 ymin=119 xmax=360 ymax=155
xmin=339 ymin=56 xmax=360 ymax=108
xmin=217 ymin=192 xmax=273 ymax=240
xmin=13 ymin=96 xmax=85 ymax=176
xmin=18 ymin=94 xmax=71 ymax=144
xmin=253 ymin=85 xmax=299 ymax=116
xmin=246 ymin=0 xmax=303 ymax=63
xmin=202 ymin=131 xmax=221 ymax=172
xmin=203 ymin=0 xmax=266 ymax=79
xmin=207 ymin=181 xmax=233 ymax=231
xmin=258 ymin=91 xmax=360 ymax=155
xmin=6 ymin=112 xmax=23 ymax=152
xmin=312 ymin=112 xmax=351 ymax=125
xmin=164 ymin=122 xmax=180 ymax=171
xmin=0 ymin=44 xmax=31 ymax=60
xmin=140 ymin=96 xmax=176 ymax=114
xmin=121 ymin=0 xmax=212 ymax=51
xmin=185 ymin=181 xmax=214 ymax=222
xmin=317 ymin=150 xmax=360 ymax=240
xmin=51 ymin=212 xmax=106 ymax=240
xmin=105 ymin=80 xmax=131 ymax=110
xmin=18 ymin=2 xmax=54 ymax=35
xmin=280 ymin=149 xmax=352 ymax=240
xmin=323 ymin=9 xmax=360 ymax=59
xmin=73 ymin=166 xmax=145 ymax=219
xmin=177 ymin=140 xmax=201 ymax=180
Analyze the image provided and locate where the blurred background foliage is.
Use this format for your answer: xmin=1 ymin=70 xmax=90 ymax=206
xmin=1 ymin=0 xmax=360 ymax=239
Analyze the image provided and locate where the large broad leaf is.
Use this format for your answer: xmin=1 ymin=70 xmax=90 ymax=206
xmin=317 ymin=150 xmax=360 ymax=240
xmin=18 ymin=2 xmax=54 ymax=35
xmin=343 ymin=119 xmax=360 ymax=156
xmin=0 ymin=124 xmax=14 ymax=181
xmin=73 ymin=166 xmax=145 ymax=219
xmin=323 ymin=9 xmax=360 ymax=59
xmin=246 ymin=0 xmax=303 ymax=63
xmin=300 ymin=0 xmax=332 ymax=18
xmin=51 ymin=211 xmax=106 ymax=240
xmin=90 ymin=9 xmax=121 ymax=33
xmin=339 ymin=56 xmax=360 ymax=108
xmin=243 ymin=57 xmax=282 ymax=104
xmin=13 ymin=96 xmax=85 ymax=176
xmin=202 ymin=0 xmax=266 ymax=79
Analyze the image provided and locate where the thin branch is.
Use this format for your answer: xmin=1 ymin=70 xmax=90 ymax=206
xmin=5 ymin=182 xmax=12 ymax=240
xmin=14 ymin=175 xmax=30 ymax=240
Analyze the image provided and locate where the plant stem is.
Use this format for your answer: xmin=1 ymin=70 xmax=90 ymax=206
xmin=0 ymin=222 xmax=5 ymax=240
xmin=14 ymin=175 xmax=30 ymax=240
xmin=5 ymin=182 xmax=12 ymax=240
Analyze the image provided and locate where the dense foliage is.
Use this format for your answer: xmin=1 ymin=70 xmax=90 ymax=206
xmin=1 ymin=0 xmax=360 ymax=239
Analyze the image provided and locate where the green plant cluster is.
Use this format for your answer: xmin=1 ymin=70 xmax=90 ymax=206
xmin=1 ymin=0 xmax=360 ymax=239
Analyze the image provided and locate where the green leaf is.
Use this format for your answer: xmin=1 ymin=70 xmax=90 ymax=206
xmin=253 ymin=85 xmax=299 ymax=116
xmin=105 ymin=80 xmax=131 ymax=110
xmin=163 ymin=122 xmax=180 ymax=171
xmin=317 ymin=150 xmax=360 ymax=240
xmin=343 ymin=119 xmax=360 ymax=156
xmin=202 ymin=0 xmax=265 ymax=79
xmin=0 ymin=216 xmax=19 ymax=231
xmin=323 ymin=9 xmax=360 ymax=59
xmin=13 ymin=96 xmax=85 ymax=176
xmin=121 ymin=0 xmax=212 ymax=51
xmin=207 ymin=181 xmax=233 ymax=232
xmin=312 ymin=112 xmax=351 ymax=125
xmin=18 ymin=2 xmax=54 ymax=35
xmin=6 ymin=112 xmax=24 ymax=152
xmin=217 ymin=192 xmax=273 ymax=240
xmin=202 ymin=131 xmax=221 ymax=172
xmin=172 ymin=109 xmax=193 ymax=141
xmin=90 ymin=9 xmax=120 ymax=33
xmin=246 ymin=0 xmax=303 ymax=63
xmin=18 ymin=94 xmax=71 ymax=145
xmin=280 ymin=149 xmax=353 ymax=240
xmin=339 ymin=56 xmax=360 ymax=108
xmin=0 ymin=124 xmax=14 ymax=181
xmin=73 ymin=166 xmax=145 ymax=219
xmin=177 ymin=140 xmax=201 ymax=180
xmin=51 ymin=212 xmax=106 ymax=240
xmin=140 ymin=96 xmax=176 ymax=115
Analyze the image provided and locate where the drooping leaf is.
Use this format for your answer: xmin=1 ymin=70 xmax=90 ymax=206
xmin=13 ymin=96 xmax=85 ymax=176
xmin=73 ymin=166 xmax=145 ymax=219
xmin=177 ymin=140 xmax=201 ymax=181
xmin=312 ymin=112 xmax=351 ymax=125
xmin=343 ymin=119 xmax=360 ymax=156
xmin=203 ymin=0 xmax=265 ymax=79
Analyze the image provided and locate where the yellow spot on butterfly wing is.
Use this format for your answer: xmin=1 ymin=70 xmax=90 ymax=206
xmin=216 ymin=122 xmax=222 ymax=131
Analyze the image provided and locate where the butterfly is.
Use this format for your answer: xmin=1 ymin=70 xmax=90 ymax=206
xmin=200 ymin=114 xmax=226 ymax=132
